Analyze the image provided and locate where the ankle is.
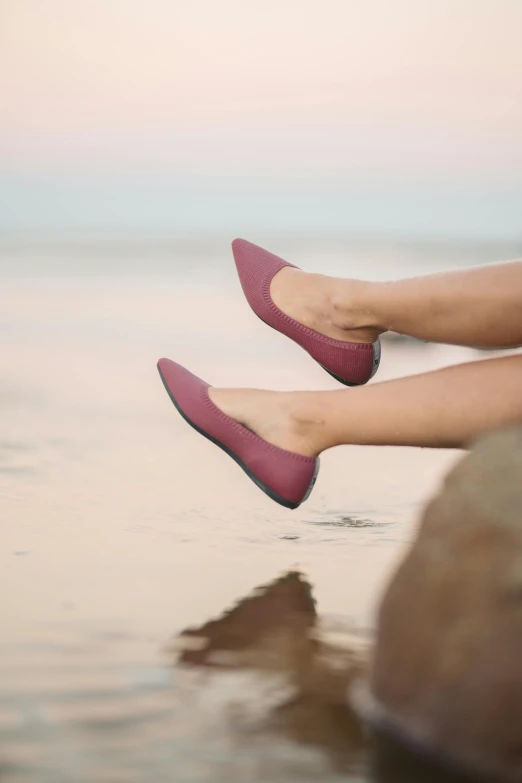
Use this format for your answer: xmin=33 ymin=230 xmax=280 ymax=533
xmin=328 ymin=279 xmax=385 ymax=335
xmin=283 ymin=392 xmax=333 ymax=456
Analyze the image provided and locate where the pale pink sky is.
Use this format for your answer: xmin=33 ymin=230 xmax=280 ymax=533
xmin=1 ymin=0 xmax=522 ymax=234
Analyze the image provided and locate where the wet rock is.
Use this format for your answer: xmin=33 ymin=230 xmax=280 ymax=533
xmin=370 ymin=426 xmax=522 ymax=781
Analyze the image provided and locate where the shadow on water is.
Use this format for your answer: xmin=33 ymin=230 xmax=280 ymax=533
xmin=173 ymin=571 xmax=487 ymax=783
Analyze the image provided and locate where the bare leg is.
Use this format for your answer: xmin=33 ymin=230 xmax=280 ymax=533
xmin=209 ymin=355 xmax=522 ymax=455
xmin=272 ymin=260 xmax=522 ymax=348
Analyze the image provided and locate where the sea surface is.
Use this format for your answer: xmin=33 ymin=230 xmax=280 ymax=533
xmin=1 ymin=235 xmax=520 ymax=782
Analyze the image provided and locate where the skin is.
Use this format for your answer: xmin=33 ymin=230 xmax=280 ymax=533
xmin=209 ymin=259 xmax=522 ymax=457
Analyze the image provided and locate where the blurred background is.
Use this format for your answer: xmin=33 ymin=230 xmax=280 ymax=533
xmin=1 ymin=2 xmax=521 ymax=781
xmin=2 ymin=0 xmax=522 ymax=241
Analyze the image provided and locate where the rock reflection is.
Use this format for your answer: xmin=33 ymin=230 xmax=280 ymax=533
xmin=172 ymin=571 xmax=488 ymax=783
xmin=175 ymin=571 xmax=367 ymax=775
xmin=371 ymin=732 xmax=481 ymax=783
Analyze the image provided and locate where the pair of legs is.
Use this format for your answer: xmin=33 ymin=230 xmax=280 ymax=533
xmin=209 ymin=260 xmax=522 ymax=456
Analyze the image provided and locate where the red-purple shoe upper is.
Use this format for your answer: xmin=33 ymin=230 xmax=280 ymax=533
xmin=157 ymin=358 xmax=319 ymax=509
xmin=232 ymin=239 xmax=380 ymax=386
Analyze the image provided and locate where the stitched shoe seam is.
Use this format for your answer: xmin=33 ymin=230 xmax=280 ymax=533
xmin=259 ymin=269 xmax=374 ymax=351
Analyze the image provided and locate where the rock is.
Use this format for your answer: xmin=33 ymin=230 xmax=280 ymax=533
xmin=369 ymin=426 xmax=522 ymax=781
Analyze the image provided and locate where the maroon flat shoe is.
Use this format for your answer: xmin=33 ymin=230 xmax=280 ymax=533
xmin=157 ymin=358 xmax=319 ymax=510
xmin=232 ymin=238 xmax=380 ymax=386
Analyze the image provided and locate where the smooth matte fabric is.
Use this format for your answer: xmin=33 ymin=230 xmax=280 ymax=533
xmin=157 ymin=358 xmax=319 ymax=509
xmin=232 ymin=238 xmax=380 ymax=386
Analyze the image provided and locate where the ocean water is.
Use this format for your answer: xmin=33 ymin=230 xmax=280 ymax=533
xmin=1 ymin=235 xmax=519 ymax=782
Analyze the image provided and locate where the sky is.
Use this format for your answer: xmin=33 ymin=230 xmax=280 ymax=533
xmin=1 ymin=0 xmax=522 ymax=238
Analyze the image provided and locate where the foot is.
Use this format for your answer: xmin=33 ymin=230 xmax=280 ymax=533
xmin=208 ymin=388 xmax=325 ymax=458
xmin=270 ymin=267 xmax=383 ymax=343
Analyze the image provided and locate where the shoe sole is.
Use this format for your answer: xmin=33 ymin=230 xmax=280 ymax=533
xmin=157 ymin=363 xmax=319 ymax=510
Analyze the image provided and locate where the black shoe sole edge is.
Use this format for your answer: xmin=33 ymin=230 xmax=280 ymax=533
xmin=319 ymin=364 xmax=358 ymax=387
xmin=157 ymin=363 xmax=319 ymax=511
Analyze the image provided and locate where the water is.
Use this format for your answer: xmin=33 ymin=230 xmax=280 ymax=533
xmin=1 ymin=235 xmax=519 ymax=781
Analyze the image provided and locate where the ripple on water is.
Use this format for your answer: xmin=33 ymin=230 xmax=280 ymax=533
xmin=305 ymin=510 xmax=390 ymax=529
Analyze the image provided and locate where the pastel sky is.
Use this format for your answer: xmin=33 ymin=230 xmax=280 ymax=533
xmin=2 ymin=0 xmax=522 ymax=237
